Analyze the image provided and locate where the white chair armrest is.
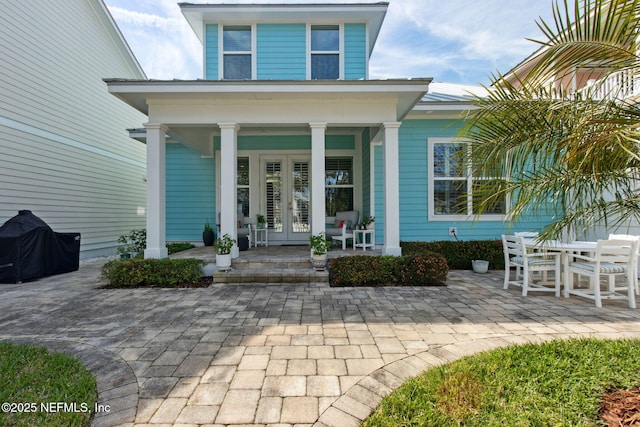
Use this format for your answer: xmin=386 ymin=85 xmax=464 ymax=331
xmin=570 ymin=253 xmax=596 ymax=263
xmin=528 ymin=252 xmax=559 ymax=259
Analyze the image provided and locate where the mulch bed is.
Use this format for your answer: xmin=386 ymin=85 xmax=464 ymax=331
xmin=601 ymin=387 xmax=640 ymax=426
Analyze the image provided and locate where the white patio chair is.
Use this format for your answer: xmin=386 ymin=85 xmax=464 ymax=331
xmin=502 ymin=234 xmax=561 ymax=297
xmin=514 ymin=231 xmax=540 ymax=280
xmin=331 ymin=223 xmax=354 ymax=250
xmin=566 ymin=239 xmax=638 ymax=308
xmin=608 ymin=233 xmax=640 ymax=294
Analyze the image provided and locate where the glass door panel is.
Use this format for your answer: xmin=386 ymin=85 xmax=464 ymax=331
xmin=261 ymin=155 xmax=311 ymax=243
xmin=265 ymin=161 xmax=283 ymax=232
xmin=291 ymin=161 xmax=310 ymax=233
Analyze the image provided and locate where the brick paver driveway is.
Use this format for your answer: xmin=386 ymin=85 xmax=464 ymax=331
xmin=1 ymin=259 xmax=640 ymax=426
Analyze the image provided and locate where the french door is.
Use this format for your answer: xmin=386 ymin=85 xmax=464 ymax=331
xmin=261 ymin=155 xmax=311 ymax=243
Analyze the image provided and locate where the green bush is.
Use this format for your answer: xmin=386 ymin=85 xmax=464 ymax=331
xmin=101 ymin=258 xmax=205 ymax=287
xmin=117 ymin=228 xmax=146 ymax=255
xmin=402 ymin=240 xmax=504 ymax=270
xmin=167 ymin=242 xmax=195 ymax=254
xmin=329 ymin=253 xmax=448 ymax=287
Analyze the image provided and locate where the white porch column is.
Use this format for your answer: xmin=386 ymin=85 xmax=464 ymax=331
xmin=383 ymin=122 xmax=402 ymax=256
xmin=219 ymin=123 xmax=240 ymax=258
xmin=310 ymin=122 xmax=327 ymax=236
xmin=144 ymin=123 xmax=168 ymax=259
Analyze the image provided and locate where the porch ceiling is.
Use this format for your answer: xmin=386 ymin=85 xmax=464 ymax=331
xmin=105 ymin=79 xmax=431 ymax=126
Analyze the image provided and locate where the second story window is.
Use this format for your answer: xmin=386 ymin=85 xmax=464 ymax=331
xmin=223 ymin=26 xmax=252 ymax=79
xmin=311 ymin=25 xmax=339 ymax=79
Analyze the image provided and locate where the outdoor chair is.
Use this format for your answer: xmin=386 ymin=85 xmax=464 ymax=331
xmin=217 ymin=212 xmax=251 ymax=248
xmin=608 ymin=233 xmax=640 ymax=294
xmin=567 ymin=239 xmax=638 ymax=308
xmin=502 ymin=234 xmax=561 ymax=297
xmin=514 ymin=231 xmax=541 ymax=280
xmin=326 ymin=210 xmax=358 ymax=250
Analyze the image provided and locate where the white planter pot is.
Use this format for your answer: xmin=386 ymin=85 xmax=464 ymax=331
xmin=311 ymin=253 xmax=327 ymax=271
xmin=216 ymin=253 xmax=232 ymax=272
xmin=365 ymin=223 xmax=374 ymax=230
xmin=472 ymin=259 xmax=489 ymax=274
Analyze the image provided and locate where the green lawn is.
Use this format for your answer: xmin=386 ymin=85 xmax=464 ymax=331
xmin=0 ymin=342 xmax=97 ymax=427
xmin=362 ymin=338 xmax=640 ymax=427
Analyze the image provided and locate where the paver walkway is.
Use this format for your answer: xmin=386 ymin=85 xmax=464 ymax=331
xmin=1 ymin=258 xmax=640 ymax=427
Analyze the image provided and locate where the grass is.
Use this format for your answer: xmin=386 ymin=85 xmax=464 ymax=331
xmin=0 ymin=342 xmax=97 ymax=427
xmin=362 ymin=338 xmax=640 ymax=427
xmin=167 ymin=242 xmax=195 ymax=255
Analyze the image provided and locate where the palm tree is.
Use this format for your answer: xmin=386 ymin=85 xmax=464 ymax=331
xmin=460 ymin=0 xmax=640 ymax=240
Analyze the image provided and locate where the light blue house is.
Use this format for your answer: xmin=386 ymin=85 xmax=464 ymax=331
xmin=106 ymin=2 xmax=548 ymax=258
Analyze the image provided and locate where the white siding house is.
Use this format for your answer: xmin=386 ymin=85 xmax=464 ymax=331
xmin=0 ymin=0 xmax=148 ymax=258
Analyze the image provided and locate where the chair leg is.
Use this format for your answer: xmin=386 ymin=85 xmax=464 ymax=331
xmin=503 ymin=266 xmax=510 ymax=289
xmin=554 ymin=260 xmax=561 ymax=298
xmin=593 ymin=275 xmax=602 ymax=308
xmin=628 ymin=275 xmax=637 ymax=309
xmin=563 ymin=254 xmax=571 ymax=298
xmin=522 ymin=265 xmax=528 ymax=296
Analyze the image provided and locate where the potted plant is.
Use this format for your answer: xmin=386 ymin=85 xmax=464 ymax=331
xmin=215 ymin=233 xmax=236 ymax=271
xmin=363 ymin=216 xmax=375 ymax=230
xmin=117 ymin=244 xmax=133 ymax=259
xmin=203 ymin=220 xmax=215 ymax=246
xmin=309 ymin=232 xmax=331 ymax=271
xmin=117 ymin=229 xmax=146 ymax=258
xmin=256 ymin=214 xmax=266 ymax=229
xmin=472 ymin=259 xmax=489 ymax=273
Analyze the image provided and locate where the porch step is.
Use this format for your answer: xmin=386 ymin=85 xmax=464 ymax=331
xmin=232 ymin=255 xmax=312 ymax=270
xmin=213 ymin=268 xmax=329 ymax=283
xmin=213 ymin=253 xmax=329 ymax=283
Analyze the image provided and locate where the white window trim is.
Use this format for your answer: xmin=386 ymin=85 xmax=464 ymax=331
xmin=325 ymin=155 xmax=355 ymax=217
xmin=237 ymin=156 xmax=251 ymax=216
xmin=306 ymin=24 xmax=343 ymax=80
xmin=428 ymin=137 xmax=509 ymax=221
xmin=215 ymin=146 xmax=361 ymax=227
xmin=219 ymin=24 xmax=256 ymax=80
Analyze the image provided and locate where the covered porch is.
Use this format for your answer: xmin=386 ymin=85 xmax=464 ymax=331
xmin=106 ymin=79 xmax=430 ymax=258
xmin=171 ymin=243 xmax=383 ymax=284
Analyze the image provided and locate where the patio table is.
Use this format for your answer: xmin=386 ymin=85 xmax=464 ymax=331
xmin=524 ymin=239 xmax=597 ymax=297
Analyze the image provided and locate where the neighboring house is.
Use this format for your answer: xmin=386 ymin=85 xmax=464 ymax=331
xmin=106 ymin=2 xmax=549 ymax=258
xmin=0 ymin=0 xmax=148 ymax=259
xmin=503 ymin=38 xmax=640 ymax=241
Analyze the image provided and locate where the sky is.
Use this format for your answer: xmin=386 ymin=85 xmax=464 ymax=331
xmin=103 ymin=0 xmax=558 ymax=86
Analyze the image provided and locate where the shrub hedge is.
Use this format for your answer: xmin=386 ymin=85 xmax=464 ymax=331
xmin=329 ymin=253 xmax=448 ymax=287
xmin=101 ymin=258 xmax=205 ymax=287
xmin=167 ymin=242 xmax=196 ymax=255
xmin=401 ymin=240 xmax=504 ymax=270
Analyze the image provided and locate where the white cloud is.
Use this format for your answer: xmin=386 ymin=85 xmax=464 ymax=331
xmin=107 ymin=2 xmax=202 ymax=79
xmin=371 ymin=0 xmax=555 ymax=83
xmin=105 ymin=0 xmax=558 ymax=84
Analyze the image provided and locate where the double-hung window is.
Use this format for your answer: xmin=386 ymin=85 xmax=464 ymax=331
xmin=429 ymin=138 xmax=506 ymax=219
xmin=223 ymin=26 xmax=252 ymax=79
xmin=310 ymin=25 xmax=340 ymax=80
xmin=325 ymin=157 xmax=353 ymax=216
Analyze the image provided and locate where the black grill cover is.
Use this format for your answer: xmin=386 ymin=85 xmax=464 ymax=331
xmin=0 ymin=210 xmax=80 ymax=283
